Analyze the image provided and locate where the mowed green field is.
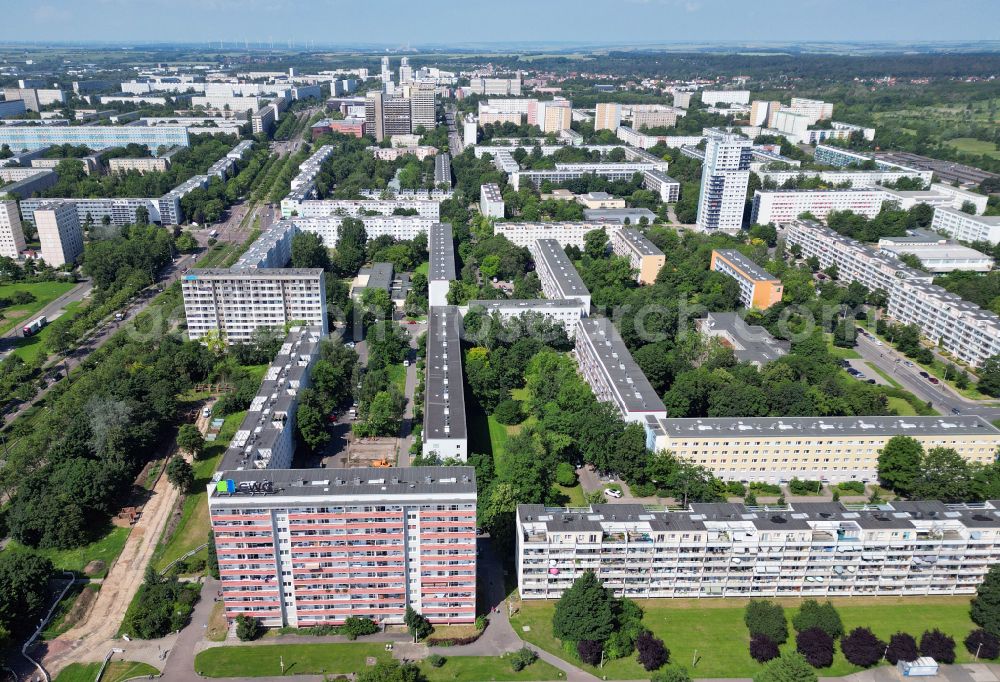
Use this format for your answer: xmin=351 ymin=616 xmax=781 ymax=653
xmin=194 ymin=643 xmax=390 ymax=677
xmin=511 ymin=596 xmax=977 ymax=679
xmin=0 ymin=280 xmax=77 ymax=335
xmin=947 ymin=137 xmax=1000 ymax=159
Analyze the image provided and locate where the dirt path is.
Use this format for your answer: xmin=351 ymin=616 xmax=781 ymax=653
xmin=41 ymin=462 xmax=182 ymax=675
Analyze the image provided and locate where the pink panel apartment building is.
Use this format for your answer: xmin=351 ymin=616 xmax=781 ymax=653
xmin=209 ymin=467 xmax=477 ymax=628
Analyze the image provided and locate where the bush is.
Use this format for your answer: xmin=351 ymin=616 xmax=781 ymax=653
xmin=630 ymin=482 xmax=657 ymax=497
xmin=555 ymin=461 xmax=578 ymax=488
xmin=427 ymin=654 xmax=446 ymax=668
xmin=797 ymin=627 xmax=835 ymax=668
xmin=965 ymin=629 xmax=1000 ymax=660
xmin=745 ymin=600 xmax=789 ymax=645
xmin=750 ymin=634 xmax=781 ymax=663
xmin=651 ymin=667 xmax=692 ymax=682
xmin=578 ymin=639 xmax=603 ymax=666
xmin=837 ymin=481 xmax=866 ymax=494
xmin=886 ymin=632 xmax=919 ymax=664
xmin=605 ymin=628 xmax=637 ymax=660
xmin=236 ymin=614 xmax=265 ymax=642
xmin=510 ymin=647 xmax=538 ymax=672
xmin=493 ymin=398 xmax=525 ymax=425
xmin=637 ymin=631 xmax=670 ymax=671
xmin=725 ymin=481 xmax=747 ymax=496
xmin=341 ymin=616 xmax=378 ymax=640
xmin=792 ymin=600 xmax=843 ymax=638
xmin=841 ymin=627 xmax=886 ymax=667
xmin=920 ymin=629 xmax=956 ymax=664
xmin=749 ymin=482 xmax=782 ymax=495
xmin=475 ymin=615 xmax=488 ymax=631
xmin=754 ymin=652 xmax=817 ymax=682
xmin=788 ymin=478 xmax=823 ymax=495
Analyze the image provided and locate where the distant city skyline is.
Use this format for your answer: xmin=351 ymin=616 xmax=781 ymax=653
xmin=5 ymin=0 xmax=1000 ymax=46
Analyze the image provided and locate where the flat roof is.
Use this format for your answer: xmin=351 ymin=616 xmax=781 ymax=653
xmin=468 ymin=298 xmax=583 ymax=311
xmin=880 ymin=243 xmax=993 ymax=262
xmin=357 ymin=262 xmax=394 ymax=292
xmin=700 ymin=312 xmax=790 ymax=365
xmin=615 ymin=228 xmax=663 ymax=257
xmin=935 ymin=206 xmax=1000 ymax=225
xmin=428 ymin=222 xmax=457 ymax=282
xmin=658 ymin=415 xmax=1000 ymax=439
xmin=583 ymin=208 xmax=656 ymax=223
xmin=577 ymin=317 xmax=666 ymax=415
xmin=211 ymin=465 xmax=476 ymax=502
xmin=185 ymin=267 xmax=323 ymax=279
xmin=713 ymin=249 xmax=778 ymax=283
xmin=423 ymin=306 xmax=467 ymax=441
xmin=533 ymin=239 xmax=590 ymax=297
xmin=481 ymin=183 xmax=503 ymax=202
xmin=519 ymin=500 xmax=1000 ymax=534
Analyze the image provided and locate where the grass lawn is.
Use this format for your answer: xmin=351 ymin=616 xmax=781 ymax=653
xmin=387 ymin=363 xmax=407 ymax=394
xmin=868 ymin=364 xmax=902 ymax=389
xmin=43 ymin=583 xmax=99 ymax=640
xmin=194 ymin=643 xmax=390 ymax=677
xmin=947 ymin=137 xmax=1000 ymax=159
xmin=152 ymin=411 xmax=245 ymax=573
xmin=5 ymin=526 xmax=130 ymax=578
xmin=54 ymin=661 xmax=159 ymax=682
xmin=11 ymin=300 xmax=83 ymax=363
xmin=416 ymin=261 xmax=430 ymax=276
xmin=206 ymin=600 xmax=229 ymax=642
xmin=488 ymin=415 xmax=511 ymax=473
xmin=553 ymin=483 xmax=586 ymax=507
xmin=0 ymin=280 xmax=77 ymax=335
xmin=420 ymin=655 xmax=565 ymax=682
xmin=825 ymin=334 xmax=861 ymax=360
xmin=886 ymin=396 xmax=918 ymax=416
xmin=511 ymin=596 xmax=976 ymax=680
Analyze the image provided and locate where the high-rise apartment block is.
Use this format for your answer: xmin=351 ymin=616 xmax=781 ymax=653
xmin=536 ymin=99 xmax=572 ymax=133
xmin=595 ymin=103 xmax=622 ymax=131
xmin=409 ymin=82 xmax=437 ymax=130
xmin=0 ymin=200 xmax=26 ymax=258
xmin=710 ymin=249 xmax=783 ymax=309
xmin=181 ymin=268 xmax=327 ymax=344
xmin=696 ymin=133 xmax=752 ymax=233
xmin=211 ymin=466 xmax=477 ymax=627
xmin=479 ymin=183 xmax=505 ymax=218
xmin=531 ymin=239 xmax=592 ymax=310
xmin=932 ymin=207 xmax=1000 ymax=246
xmin=35 ymin=202 xmax=83 ymax=267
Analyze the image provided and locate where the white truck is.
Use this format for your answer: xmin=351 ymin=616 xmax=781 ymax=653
xmin=22 ymin=316 xmax=47 ymax=336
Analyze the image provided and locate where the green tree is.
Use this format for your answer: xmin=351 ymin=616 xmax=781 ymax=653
xmin=0 ymin=552 xmax=55 ymax=639
xmin=166 ymin=456 xmax=194 ymax=493
xmin=552 ymin=570 xmax=616 ymax=642
xmin=356 ymin=661 xmax=425 ymax=682
xmin=176 ymin=424 xmax=206 ymax=459
xmin=745 ymin=600 xmax=789 ymax=645
xmin=979 ymin=356 xmax=1000 ymax=398
xmin=877 ymin=435 xmax=923 ymax=496
xmin=584 ymin=228 xmax=609 ymax=260
xmin=792 ymin=600 xmax=843 ymax=638
xmin=235 ymin=614 xmax=265 ymax=641
xmin=753 ymin=652 xmax=818 ymax=682
xmin=404 ymin=606 xmax=433 ymax=641
xmin=912 ymin=447 xmax=973 ymax=502
xmin=291 ymin=231 xmax=331 ymax=270
xmin=652 ymin=667 xmax=693 ymax=682
xmin=296 ymin=387 xmax=330 ymax=451
xmin=972 ymin=565 xmax=1000 ymax=637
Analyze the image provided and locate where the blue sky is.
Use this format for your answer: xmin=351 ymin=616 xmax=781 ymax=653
xmin=7 ymin=0 xmax=1000 ymax=46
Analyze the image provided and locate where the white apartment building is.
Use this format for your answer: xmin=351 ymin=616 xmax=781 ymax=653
xmin=463 ymin=114 xmax=477 ymax=147
xmin=595 ymin=103 xmax=622 ymax=131
xmin=0 ymin=200 xmax=26 ymax=258
xmin=218 ymin=326 xmax=322 ymax=472
xmin=479 ymin=183 xmax=505 ymax=219
xmin=496 ymin=221 xmax=618 ymax=249
xmin=35 ymin=202 xmax=83 ymax=267
xmin=616 ymin=126 xmax=705 ymax=151
xmin=282 ymin=197 xmax=439 ymax=221
xmin=531 ymin=238 xmax=592 ymax=310
xmin=927 ymin=183 xmax=988 ymax=214
xmin=750 ymin=100 xmax=782 ymax=127
xmin=643 ymin=170 xmax=681 ymax=203
xmin=932 ymin=207 xmax=1000 ymax=245
xmin=108 ymin=157 xmax=171 ymax=174
xmin=181 ymin=268 xmax=328 ymax=344
xmin=701 ymin=90 xmax=750 ymax=106
xmin=632 ymin=109 xmax=680 ymax=130
xmin=428 ymin=222 xmax=456 ymax=309
xmin=611 ymin=228 xmax=665 ymax=285
xmin=463 ymin=299 xmax=585 ymax=337
xmin=785 ymin=220 xmax=1000 ymax=367
xmin=878 ymin=237 xmax=993 ymax=273
xmin=423 ymin=306 xmax=468 ymax=461
xmin=759 ymin=169 xmax=930 ymax=189
xmin=518 ymin=499 xmax=1000 ymax=600
xmin=408 ymin=82 xmax=437 ymax=130
xmin=646 ymin=415 xmax=1000 ymax=483
xmin=751 ymin=188 xmax=888 ymax=225
xmin=234 ymin=221 xmax=297 ymax=270
xmin=469 ymin=77 xmax=522 ymax=96
xmin=788 ymin=97 xmax=834 ymax=122
xmin=575 ymin=317 xmax=667 ymax=424
xmin=697 ymin=133 xmax=752 ymax=233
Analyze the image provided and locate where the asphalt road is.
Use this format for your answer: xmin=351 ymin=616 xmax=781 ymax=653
xmin=853 ymin=331 xmax=1000 ymax=421
xmin=2 ymin=252 xmax=197 ymax=427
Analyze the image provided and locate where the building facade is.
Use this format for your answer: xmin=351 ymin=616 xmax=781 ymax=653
xmin=931 ymin=207 xmax=1000 ymax=246
xmin=531 ymin=238 xmax=592 ymax=310
xmin=0 ymin=200 xmax=26 ymax=258
xmin=710 ymin=249 xmax=783 ymax=309
xmin=211 ymin=466 xmax=477 ymax=627
xmin=35 ymin=202 xmax=83 ymax=267
xmin=696 ymin=133 xmax=752 ymax=233
xmin=751 ymin=188 xmax=888 ymax=225
xmin=518 ymin=500 xmax=1000 ymax=600
xmin=611 ymin=228 xmax=665 ymax=285
xmin=479 ymin=183 xmax=505 ymax=219
xmin=0 ymin=125 xmax=189 ymax=152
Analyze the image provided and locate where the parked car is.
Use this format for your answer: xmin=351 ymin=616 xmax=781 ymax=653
xmin=403 ymin=359 xmax=410 ymax=367
xmin=919 ymin=371 xmax=930 ymax=378
xmin=929 ymin=377 xmax=940 ymax=384
xmin=867 ymin=379 xmax=877 ymax=384
xmin=202 ymin=406 xmax=212 ymax=418
xmin=604 ymin=488 xmax=623 ymax=499
xmin=327 ymin=413 xmax=338 ymax=423
xmin=904 ymin=361 xmax=914 ymax=367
